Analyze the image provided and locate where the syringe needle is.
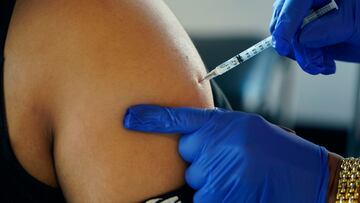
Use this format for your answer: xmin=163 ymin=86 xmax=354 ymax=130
xmin=200 ymin=0 xmax=338 ymax=83
xmin=199 ymin=69 xmax=218 ymax=83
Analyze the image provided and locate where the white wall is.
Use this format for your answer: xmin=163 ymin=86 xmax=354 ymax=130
xmin=164 ymin=0 xmax=273 ymax=37
xmin=290 ymin=61 xmax=358 ymax=128
xmin=164 ymin=0 xmax=359 ymax=129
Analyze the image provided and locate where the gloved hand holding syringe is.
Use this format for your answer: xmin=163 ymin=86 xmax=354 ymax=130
xmin=200 ymin=0 xmax=338 ymax=82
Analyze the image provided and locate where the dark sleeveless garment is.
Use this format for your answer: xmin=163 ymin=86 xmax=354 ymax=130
xmin=0 ymin=1 xmax=231 ymax=202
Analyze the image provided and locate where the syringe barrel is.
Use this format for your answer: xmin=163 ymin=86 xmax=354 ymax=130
xmin=302 ymin=0 xmax=338 ymax=27
xmin=236 ymin=36 xmax=273 ymax=62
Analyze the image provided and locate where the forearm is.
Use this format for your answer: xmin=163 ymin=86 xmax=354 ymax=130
xmin=327 ymin=152 xmax=343 ymax=203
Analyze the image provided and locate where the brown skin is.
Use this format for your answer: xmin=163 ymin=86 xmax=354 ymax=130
xmin=5 ymin=0 xmax=213 ymax=202
xmin=327 ymin=153 xmax=343 ymax=203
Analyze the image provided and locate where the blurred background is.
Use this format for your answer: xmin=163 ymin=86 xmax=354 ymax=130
xmin=164 ymin=0 xmax=360 ymax=157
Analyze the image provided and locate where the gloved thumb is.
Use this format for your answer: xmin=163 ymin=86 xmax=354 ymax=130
xmin=299 ymin=6 xmax=352 ymax=48
xmin=271 ymin=0 xmax=313 ymax=55
xmin=123 ymin=104 xmax=214 ymax=134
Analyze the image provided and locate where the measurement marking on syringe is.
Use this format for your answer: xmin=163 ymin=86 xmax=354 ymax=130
xmin=236 ymin=55 xmax=244 ymax=63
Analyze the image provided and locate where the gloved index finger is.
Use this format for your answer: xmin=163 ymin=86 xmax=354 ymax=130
xmin=123 ymin=104 xmax=214 ymax=134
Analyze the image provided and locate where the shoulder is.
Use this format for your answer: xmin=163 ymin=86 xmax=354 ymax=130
xmin=6 ymin=0 xmax=210 ymax=97
xmin=6 ymin=0 xmax=213 ymax=201
xmin=6 ymin=0 xmax=214 ymax=116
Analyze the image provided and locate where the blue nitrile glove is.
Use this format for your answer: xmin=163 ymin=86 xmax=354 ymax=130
xmin=270 ymin=0 xmax=360 ymax=75
xmin=124 ymin=105 xmax=329 ymax=203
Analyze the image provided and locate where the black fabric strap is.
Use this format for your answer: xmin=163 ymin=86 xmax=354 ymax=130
xmin=142 ymin=185 xmax=195 ymax=203
xmin=211 ymin=80 xmax=233 ymax=110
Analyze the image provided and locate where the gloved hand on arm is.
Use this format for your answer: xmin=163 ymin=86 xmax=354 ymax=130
xmin=271 ymin=0 xmax=360 ymax=75
xmin=124 ymin=105 xmax=340 ymax=203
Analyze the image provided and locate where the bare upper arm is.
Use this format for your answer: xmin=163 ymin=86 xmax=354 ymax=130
xmin=5 ymin=0 xmax=213 ymax=202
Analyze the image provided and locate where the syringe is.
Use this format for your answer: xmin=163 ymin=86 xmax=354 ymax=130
xmin=200 ymin=0 xmax=338 ymax=82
